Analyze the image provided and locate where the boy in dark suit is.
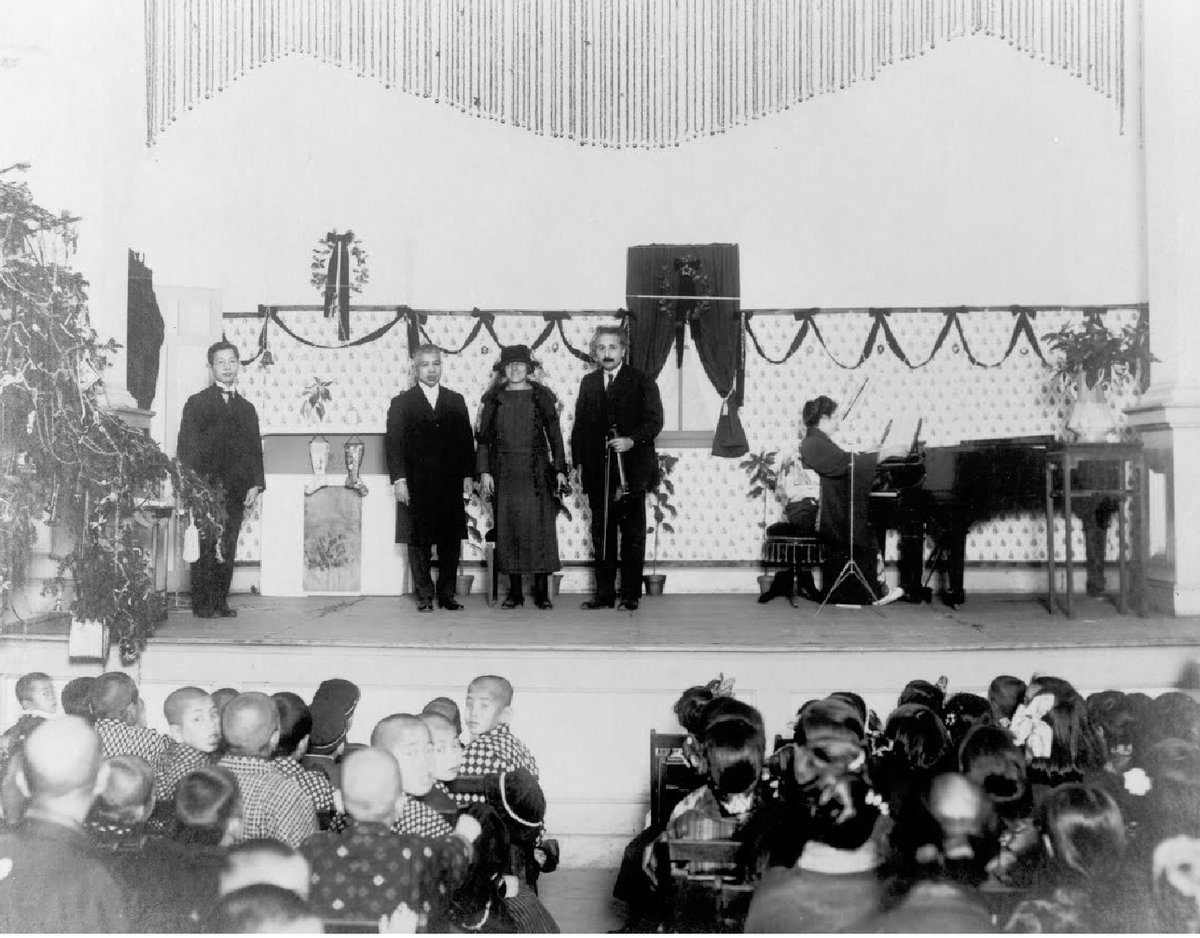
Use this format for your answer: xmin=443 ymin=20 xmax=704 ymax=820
xmin=177 ymin=340 xmax=265 ymax=618
xmin=571 ymin=326 xmax=664 ymax=611
xmin=385 ymin=344 xmax=476 ymax=612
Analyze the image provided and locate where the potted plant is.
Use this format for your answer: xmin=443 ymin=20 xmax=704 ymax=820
xmin=740 ymin=450 xmax=781 ymax=592
xmin=643 ymin=453 xmax=680 ymax=595
xmin=1042 ymin=311 xmax=1153 ymax=442
xmin=300 ymin=376 xmax=335 ymax=422
xmin=459 ymin=489 xmax=490 ymax=597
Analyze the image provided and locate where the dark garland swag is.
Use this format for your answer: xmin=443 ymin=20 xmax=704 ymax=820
xmin=236 ymin=303 xmax=1148 ymax=372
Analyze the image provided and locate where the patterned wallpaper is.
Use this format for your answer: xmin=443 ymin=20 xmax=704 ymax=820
xmin=226 ymin=308 xmax=1140 ymax=567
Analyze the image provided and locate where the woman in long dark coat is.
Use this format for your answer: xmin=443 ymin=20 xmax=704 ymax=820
xmin=477 ymin=345 xmax=568 ymax=609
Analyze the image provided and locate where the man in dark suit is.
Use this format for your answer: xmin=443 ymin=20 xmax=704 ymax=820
xmin=571 ymin=326 xmax=664 ymax=611
xmin=385 ymin=344 xmax=476 ymax=612
xmin=177 ymin=340 xmax=265 ymax=618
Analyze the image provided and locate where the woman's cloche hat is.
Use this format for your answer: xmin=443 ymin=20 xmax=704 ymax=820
xmin=494 ymin=344 xmax=540 ymax=372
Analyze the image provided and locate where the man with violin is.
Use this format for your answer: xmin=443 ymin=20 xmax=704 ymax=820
xmin=571 ymin=326 xmax=664 ymax=612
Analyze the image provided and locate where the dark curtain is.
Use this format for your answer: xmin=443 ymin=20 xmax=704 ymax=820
xmin=624 ymin=245 xmax=681 ymax=379
xmin=126 ymin=250 xmax=165 ymax=411
xmin=688 ymin=245 xmax=743 ymax=406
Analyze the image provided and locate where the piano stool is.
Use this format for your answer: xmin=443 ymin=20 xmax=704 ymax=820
xmin=761 ymin=535 xmax=824 ymax=608
xmin=1044 ymin=441 xmax=1149 ymax=619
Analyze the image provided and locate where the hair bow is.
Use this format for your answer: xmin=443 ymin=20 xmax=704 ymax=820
xmin=1009 ymin=693 xmax=1055 ymax=760
xmin=706 ymin=673 xmax=736 ymax=698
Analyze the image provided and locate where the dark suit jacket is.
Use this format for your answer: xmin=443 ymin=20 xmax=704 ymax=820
xmin=384 ymin=385 xmax=475 ymax=545
xmin=176 ymin=385 xmax=265 ymax=502
xmin=570 ymin=365 xmax=664 ymax=497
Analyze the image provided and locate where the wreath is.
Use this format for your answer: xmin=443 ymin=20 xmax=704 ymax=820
xmin=657 ymin=254 xmax=712 ymax=323
xmin=310 ymin=231 xmax=370 ymax=295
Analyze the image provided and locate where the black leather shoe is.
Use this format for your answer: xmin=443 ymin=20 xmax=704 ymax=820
xmin=438 ymin=599 xmax=464 ymax=611
xmin=534 ymin=598 xmax=553 ymax=610
xmin=216 ymin=608 xmax=238 ymax=618
xmin=500 ymin=596 xmax=524 ymax=609
xmin=618 ymin=599 xmax=640 ymax=611
xmin=192 ymin=610 xmax=216 ymax=619
xmin=417 ymin=601 xmax=434 ymax=613
xmin=581 ymin=599 xmax=615 ymax=610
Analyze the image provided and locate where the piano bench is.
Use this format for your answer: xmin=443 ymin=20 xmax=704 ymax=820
xmin=762 ymin=534 xmax=824 ymax=607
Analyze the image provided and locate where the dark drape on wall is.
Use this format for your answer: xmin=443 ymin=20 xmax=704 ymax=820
xmin=126 ymin=250 xmax=165 ymax=411
xmin=624 ymin=242 xmax=743 ymax=399
xmin=624 ymin=244 xmax=682 ymax=379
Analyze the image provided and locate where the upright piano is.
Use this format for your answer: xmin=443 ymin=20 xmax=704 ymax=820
xmin=870 ymin=436 xmax=1054 ymax=605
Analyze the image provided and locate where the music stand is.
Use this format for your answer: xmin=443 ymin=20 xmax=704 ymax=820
xmin=817 ymin=448 xmax=886 ymax=616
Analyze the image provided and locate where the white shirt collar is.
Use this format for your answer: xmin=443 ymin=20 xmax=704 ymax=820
xmin=215 ymin=381 xmax=237 ymax=396
xmin=419 ymin=382 xmax=440 ymax=407
xmin=604 ymin=364 xmax=622 ymax=384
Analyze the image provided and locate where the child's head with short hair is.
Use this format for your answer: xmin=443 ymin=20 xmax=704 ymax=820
xmin=942 ymin=693 xmax=993 ymax=750
xmin=1087 ymin=689 xmax=1136 ymax=772
xmin=271 ymin=692 xmax=312 ymax=759
xmin=958 ymin=723 xmax=1030 ymax=820
xmin=174 ymin=765 xmax=242 ymax=846
xmin=371 ymin=714 xmax=435 ymax=796
xmin=465 ymin=675 xmax=513 ymax=739
xmin=988 ymin=674 xmax=1027 ymax=724
xmin=212 ymin=687 xmax=239 ymax=714
xmin=420 ymin=712 xmax=463 ymax=782
xmin=422 ymin=696 xmax=463 ymax=737
xmin=700 ymin=714 xmax=765 ymax=811
xmin=220 ymin=839 xmax=311 ymax=899
xmin=213 ymin=884 xmax=320 ymax=935
xmin=1041 ymin=783 xmax=1126 ymax=884
xmin=90 ymin=754 xmax=155 ymax=826
xmin=164 ymin=686 xmax=220 ymax=753
xmin=899 ymin=679 xmax=946 ymax=717
xmin=89 ymin=671 xmax=141 ymax=724
xmin=15 ymin=672 xmax=56 ymax=715
xmin=60 ymin=676 xmax=95 ymax=720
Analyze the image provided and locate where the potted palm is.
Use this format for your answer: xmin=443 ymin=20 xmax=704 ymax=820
xmin=1042 ymin=311 xmax=1153 ymax=442
xmin=643 ymin=453 xmax=680 ymax=595
xmin=740 ymin=450 xmax=781 ymax=593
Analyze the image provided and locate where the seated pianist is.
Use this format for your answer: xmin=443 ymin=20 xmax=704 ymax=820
xmin=799 ymin=395 xmax=908 ymax=607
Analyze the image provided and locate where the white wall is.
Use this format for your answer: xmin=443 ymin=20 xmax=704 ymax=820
xmin=133 ymin=35 xmax=1146 ymax=312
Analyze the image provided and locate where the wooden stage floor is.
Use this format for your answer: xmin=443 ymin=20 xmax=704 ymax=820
xmin=137 ymin=591 xmax=1200 ymax=654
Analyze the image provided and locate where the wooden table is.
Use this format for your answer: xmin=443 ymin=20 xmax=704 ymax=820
xmin=1044 ymin=441 xmax=1147 ymax=618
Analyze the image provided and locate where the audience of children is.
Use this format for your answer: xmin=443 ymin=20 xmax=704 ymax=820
xmin=4 ymin=662 xmax=1199 ymax=933
xmin=612 ymin=671 xmax=1200 ymax=933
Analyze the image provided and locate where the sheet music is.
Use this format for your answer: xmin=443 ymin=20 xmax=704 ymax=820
xmin=881 ymin=413 xmax=923 ymax=452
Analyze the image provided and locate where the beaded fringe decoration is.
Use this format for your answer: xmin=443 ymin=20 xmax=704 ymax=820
xmin=145 ymin=0 xmax=1129 ymax=147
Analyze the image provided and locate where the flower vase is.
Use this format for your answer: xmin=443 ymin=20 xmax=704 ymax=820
xmin=1065 ymin=376 xmax=1118 ymax=443
xmin=68 ymin=617 xmax=110 ymax=662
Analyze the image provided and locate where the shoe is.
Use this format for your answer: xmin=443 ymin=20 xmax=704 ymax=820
xmin=534 ymin=598 xmax=553 ymax=610
xmin=417 ymin=601 xmax=434 ymax=613
xmin=581 ymin=599 xmax=615 ymax=610
xmin=618 ymin=598 xmax=640 ymax=611
xmin=500 ymin=596 xmax=524 ymax=609
xmin=873 ymin=585 xmax=905 ymax=607
xmin=216 ymin=608 xmax=238 ymax=618
xmin=192 ymin=610 xmax=216 ymax=619
xmin=438 ymin=598 xmax=464 ymax=611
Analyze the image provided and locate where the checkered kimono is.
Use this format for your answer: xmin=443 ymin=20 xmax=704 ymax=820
xmin=217 ymin=754 xmax=318 ymax=848
xmin=153 ymin=742 xmax=213 ymax=802
xmin=455 ymin=724 xmax=539 ymax=806
xmin=271 ymin=757 xmax=337 ymax=815
xmin=95 ymin=719 xmax=171 ymax=765
xmin=0 ymin=713 xmax=47 ymax=779
xmin=392 ymin=796 xmax=454 ymax=838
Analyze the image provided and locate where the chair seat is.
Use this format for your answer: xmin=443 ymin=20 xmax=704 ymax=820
xmin=762 ymin=535 xmax=823 ymax=567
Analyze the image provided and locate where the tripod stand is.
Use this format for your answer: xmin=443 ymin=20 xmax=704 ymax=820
xmin=817 ymin=448 xmax=886 ymax=615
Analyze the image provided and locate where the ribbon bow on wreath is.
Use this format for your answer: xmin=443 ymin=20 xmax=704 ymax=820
xmin=1009 ymin=693 xmax=1055 ymax=760
xmin=311 ymin=230 xmax=369 ymax=341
